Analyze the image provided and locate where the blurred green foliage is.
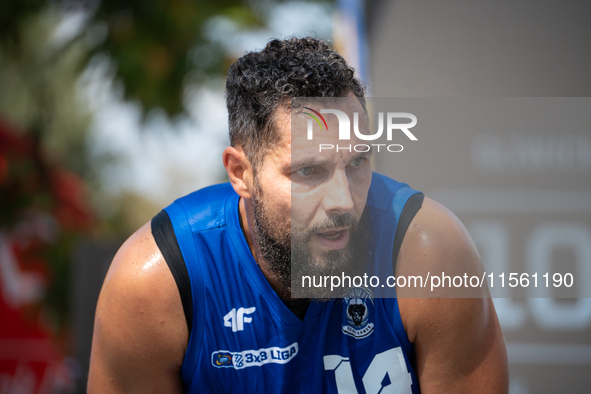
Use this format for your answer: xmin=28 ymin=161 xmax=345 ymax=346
xmin=2 ymin=0 xmax=265 ymax=118
xmin=0 ymin=0 xmax=269 ymax=337
xmin=0 ymin=8 xmax=92 ymax=177
xmin=0 ymin=0 xmax=272 ymax=228
xmin=0 ymin=0 xmax=47 ymax=50
xmin=95 ymin=0 xmax=264 ymax=115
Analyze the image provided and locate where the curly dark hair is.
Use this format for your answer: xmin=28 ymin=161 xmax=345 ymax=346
xmin=225 ymin=37 xmax=366 ymax=170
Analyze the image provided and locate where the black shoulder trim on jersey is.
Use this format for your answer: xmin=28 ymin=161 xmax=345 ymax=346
xmin=392 ymin=193 xmax=425 ymax=273
xmin=151 ymin=210 xmax=193 ymax=333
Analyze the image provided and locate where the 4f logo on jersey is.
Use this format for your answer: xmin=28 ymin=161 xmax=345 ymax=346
xmin=224 ymin=307 xmax=256 ymax=332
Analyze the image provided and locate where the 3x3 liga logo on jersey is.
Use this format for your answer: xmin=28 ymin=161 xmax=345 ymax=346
xmin=212 ymin=343 xmax=299 ymax=370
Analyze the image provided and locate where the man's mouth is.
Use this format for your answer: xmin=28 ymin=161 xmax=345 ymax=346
xmin=316 ymin=228 xmax=350 ymax=250
xmin=318 ymin=230 xmax=344 ymax=240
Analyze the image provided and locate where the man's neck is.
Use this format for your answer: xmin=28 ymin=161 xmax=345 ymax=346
xmin=238 ymin=197 xmax=255 ymax=255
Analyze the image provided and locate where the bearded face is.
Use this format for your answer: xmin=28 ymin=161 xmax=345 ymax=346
xmin=251 ymin=180 xmax=370 ymax=299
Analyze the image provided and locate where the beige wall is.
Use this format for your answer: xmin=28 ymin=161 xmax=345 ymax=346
xmin=368 ymin=1 xmax=591 ymax=392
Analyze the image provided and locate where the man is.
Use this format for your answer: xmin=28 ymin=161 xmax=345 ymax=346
xmin=88 ymin=37 xmax=508 ymax=393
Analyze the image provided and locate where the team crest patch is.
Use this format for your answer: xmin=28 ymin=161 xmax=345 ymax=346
xmin=211 ymin=342 xmax=298 ymax=370
xmin=342 ymin=287 xmax=375 ymax=339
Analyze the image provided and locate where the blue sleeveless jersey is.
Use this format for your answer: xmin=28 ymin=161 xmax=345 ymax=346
xmin=164 ymin=172 xmax=421 ymax=393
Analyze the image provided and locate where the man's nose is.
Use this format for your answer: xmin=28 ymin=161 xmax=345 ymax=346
xmin=322 ymin=170 xmax=354 ymax=214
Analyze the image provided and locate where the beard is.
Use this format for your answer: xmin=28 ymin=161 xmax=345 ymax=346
xmin=251 ymin=183 xmax=370 ymax=299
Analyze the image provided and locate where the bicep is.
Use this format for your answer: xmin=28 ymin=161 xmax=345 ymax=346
xmin=87 ymin=224 xmax=187 ymax=394
xmin=87 ymin=287 xmax=185 ymax=394
xmin=413 ymin=298 xmax=508 ymax=393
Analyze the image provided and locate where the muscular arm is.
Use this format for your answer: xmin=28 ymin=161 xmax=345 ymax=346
xmin=87 ymin=223 xmax=188 ymax=393
xmin=397 ymin=197 xmax=508 ymax=393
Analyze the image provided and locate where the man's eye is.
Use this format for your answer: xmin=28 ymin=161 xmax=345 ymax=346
xmin=295 ymin=167 xmax=314 ymax=176
xmin=350 ymin=158 xmax=364 ymax=167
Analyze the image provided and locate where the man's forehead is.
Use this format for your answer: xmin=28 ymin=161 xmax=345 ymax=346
xmin=263 ymin=97 xmax=369 ymax=169
xmin=291 ymin=99 xmax=368 ymax=146
xmin=275 ymin=96 xmax=366 ymax=126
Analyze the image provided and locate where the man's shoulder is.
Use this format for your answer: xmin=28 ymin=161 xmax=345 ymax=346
xmin=402 ymin=196 xmax=479 ymax=265
xmin=165 ymin=182 xmax=237 ymax=232
xmin=367 ymin=172 xmax=421 ymax=213
xmin=396 ymin=196 xmax=487 ymax=338
xmin=97 ymin=223 xmax=187 ymax=343
xmin=368 ymin=172 xmax=410 ymax=198
xmin=170 ymin=182 xmax=235 ymax=210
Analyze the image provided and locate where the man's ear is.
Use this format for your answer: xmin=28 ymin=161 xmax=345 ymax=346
xmin=223 ymin=146 xmax=253 ymax=199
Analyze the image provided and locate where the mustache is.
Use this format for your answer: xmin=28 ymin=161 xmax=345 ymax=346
xmin=306 ymin=213 xmax=358 ymax=234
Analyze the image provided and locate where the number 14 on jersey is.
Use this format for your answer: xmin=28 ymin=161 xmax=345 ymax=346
xmin=324 ymin=347 xmax=413 ymax=394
